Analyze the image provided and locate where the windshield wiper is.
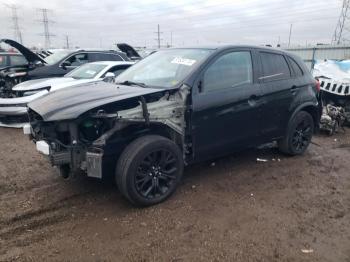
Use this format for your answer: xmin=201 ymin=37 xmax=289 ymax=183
xmin=116 ymin=80 xmax=147 ymax=88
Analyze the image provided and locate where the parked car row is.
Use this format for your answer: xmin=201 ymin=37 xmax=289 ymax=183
xmin=0 ymin=61 xmax=134 ymax=127
xmin=21 ymin=45 xmax=321 ymax=206
xmin=0 ymin=39 xmax=141 ymax=95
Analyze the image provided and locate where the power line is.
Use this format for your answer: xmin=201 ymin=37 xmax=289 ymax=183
xmin=332 ymin=0 xmax=350 ymax=44
xmin=3 ymin=4 xmax=23 ymax=44
xmin=37 ymin=8 xmax=55 ymax=49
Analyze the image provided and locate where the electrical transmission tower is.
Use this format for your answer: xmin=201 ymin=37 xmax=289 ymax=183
xmin=4 ymin=4 xmax=23 ymax=44
xmin=37 ymin=8 xmax=55 ymax=49
xmin=332 ymin=0 xmax=350 ymax=45
xmin=154 ymin=24 xmax=163 ymax=48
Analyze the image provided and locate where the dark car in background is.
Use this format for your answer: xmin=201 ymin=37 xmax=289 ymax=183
xmin=0 ymin=39 xmax=141 ymax=96
xmin=26 ymin=45 xmax=321 ymax=206
xmin=0 ymin=52 xmax=27 ymax=70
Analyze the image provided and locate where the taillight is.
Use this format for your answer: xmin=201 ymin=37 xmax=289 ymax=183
xmin=315 ymin=78 xmax=321 ymax=93
xmin=315 ymin=79 xmax=321 ymax=92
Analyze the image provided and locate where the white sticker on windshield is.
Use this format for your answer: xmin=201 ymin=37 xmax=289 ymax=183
xmin=171 ymin=57 xmax=196 ymax=66
xmin=86 ymin=70 xmax=96 ymax=75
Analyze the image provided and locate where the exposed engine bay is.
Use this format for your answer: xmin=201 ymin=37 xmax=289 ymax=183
xmin=317 ymin=77 xmax=350 ymax=135
xmin=29 ymin=86 xmax=190 ymax=179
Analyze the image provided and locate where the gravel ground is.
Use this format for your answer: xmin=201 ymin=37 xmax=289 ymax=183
xmin=0 ymin=127 xmax=350 ymax=262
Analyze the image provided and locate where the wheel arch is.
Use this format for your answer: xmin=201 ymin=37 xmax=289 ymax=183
xmin=289 ymin=102 xmax=321 ymax=132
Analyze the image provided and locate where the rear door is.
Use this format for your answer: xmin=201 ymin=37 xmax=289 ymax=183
xmin=192 ymin=49 xmax=263 ymax=160
xmin=258 ymin=51 xmax=294 ymax=139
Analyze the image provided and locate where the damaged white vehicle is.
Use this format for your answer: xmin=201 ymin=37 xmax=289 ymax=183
xmin=313 ymin=59 xmax=350 ymax=134
xmin=0 ymin=61 xmax=133 ymax=127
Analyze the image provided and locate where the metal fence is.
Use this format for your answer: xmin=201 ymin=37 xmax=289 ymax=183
xmin=284 ymin=46 xmax=350 ymax=70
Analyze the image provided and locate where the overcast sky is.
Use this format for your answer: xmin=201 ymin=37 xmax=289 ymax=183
xmin=0 ymin=0 xmax=344 ymax=49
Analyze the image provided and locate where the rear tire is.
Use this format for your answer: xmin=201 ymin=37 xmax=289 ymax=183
xmin=278 ymin=111 xmax=314 ymax=155
xmin=116 ymin=135 xmax=184 ymax=206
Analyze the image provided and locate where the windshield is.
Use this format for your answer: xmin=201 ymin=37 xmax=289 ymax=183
xmin=115 ymin=48 xmax=213 ymax=88
xmin=64 ymin=63 xmax=107 ymax=79
xmin=44 ymin=50 xmax=72 ymax=64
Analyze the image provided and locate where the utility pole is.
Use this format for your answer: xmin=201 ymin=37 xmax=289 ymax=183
xmin=65 ymin=35 xmax=69 ymax=49
xmin=4 ymin=4 xmax=23 ymax=44
xmin=37 ymin=8 xmax=55 ymax=49
xmin=154 ymin=24 xmax=163 ymax=48
xmin=170 ymin=31 xmax=173 ymax=47
xmin=288 ymin=24 xmax=293 ymax=48
xmin=332 ymin=0 xmax=350 ymax=45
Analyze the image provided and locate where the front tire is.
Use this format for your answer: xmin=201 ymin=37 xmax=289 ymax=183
xmin=278 ymin=111 xmax=314 ymax=155
xmin=116 ymin=135 xmax=184 ymax=206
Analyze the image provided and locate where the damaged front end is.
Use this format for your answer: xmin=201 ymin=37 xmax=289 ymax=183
xmin=28 ymin=85 xmax=190 ymax=179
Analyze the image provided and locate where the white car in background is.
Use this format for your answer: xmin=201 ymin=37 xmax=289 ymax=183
xmin=0 ymin=61 xmax=134 ymax=127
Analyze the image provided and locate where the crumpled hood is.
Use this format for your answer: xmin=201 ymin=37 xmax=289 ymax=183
xmin=0 ymin=39 xmax=46 ymax=64
xmin=28 ymin=81 xmax=165 ymax=121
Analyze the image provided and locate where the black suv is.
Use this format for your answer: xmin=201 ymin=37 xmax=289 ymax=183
xmin=26 ymin=46 xmax=321 ymax=206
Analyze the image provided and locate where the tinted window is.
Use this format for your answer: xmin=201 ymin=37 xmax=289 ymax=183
xmin=203 ymin=51 xmax=253 ymax=92
xmin=65 ymin=53 xmax=88 ymax=66
xmin=0 ymin=55 xmax=7 ymax=67
xmin=89 ymin=53 xmax=123 ymax=62
xmin=10 ymin=55 xmax=27 ymax=66
xmin=260 ymin=52 xmax=290 ymax=81
xmin=288 ymin=57 xmax=303 ymax=77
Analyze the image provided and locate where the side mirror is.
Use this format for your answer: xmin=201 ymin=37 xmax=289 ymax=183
xmin=60 ymin=61 xmax=71 ymax=70
xmin=103 ymin=72 xmax=115 ymax=83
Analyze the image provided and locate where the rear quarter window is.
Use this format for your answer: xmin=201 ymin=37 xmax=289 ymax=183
xmin=260 ymin=52 xmax=291 ymax=81
xmin=287 ymin=57 xmax=304 ymax=77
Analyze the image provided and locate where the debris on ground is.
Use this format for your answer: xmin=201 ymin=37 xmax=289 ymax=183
xmin=301 ymin=248 xmax=314 ymax=254
xmin=256 ymin=158 xmax=268 ymax=162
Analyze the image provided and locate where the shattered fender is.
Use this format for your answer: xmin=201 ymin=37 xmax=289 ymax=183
xmin=116 ymin=85 xmax=190 ymax=135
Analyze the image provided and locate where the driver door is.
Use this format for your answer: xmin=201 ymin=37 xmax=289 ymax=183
xmin=192 ymin=49 xmax=263 ymax=161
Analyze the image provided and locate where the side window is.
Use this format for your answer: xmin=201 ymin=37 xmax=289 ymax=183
xmin=89 ymin=53 xmax=123 ymax=62
xmin=10 ymin=55 xmax=27 ymax=66
xmin=288 ymin=57 xmax=304 ymax=77
xmin=260 ymin=52 xmax=291 ymax=81
xmin=203 ymin=51 xmax=253 ymax=92
xmin=0 ymin=55 xmax=7 ymax=67
xmin=65 ymin=53 xmax=88 ymax=66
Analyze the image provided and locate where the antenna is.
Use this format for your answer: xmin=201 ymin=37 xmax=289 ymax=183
xmin=332 ymin=0 xmax=350 ymax=45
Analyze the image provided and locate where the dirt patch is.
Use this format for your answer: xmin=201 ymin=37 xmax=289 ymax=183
xmin=1 ymin=127 xmax=350 ymax=261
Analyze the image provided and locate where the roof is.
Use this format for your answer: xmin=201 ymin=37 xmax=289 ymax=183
xmin=160 ymin=45 xmax=291 ymax=53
